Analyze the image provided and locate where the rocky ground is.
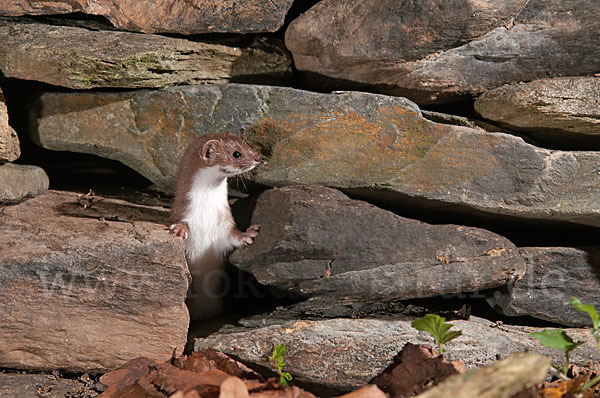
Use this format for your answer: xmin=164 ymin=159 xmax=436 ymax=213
xmin=1 ymin=1 xmax=599 ymax=397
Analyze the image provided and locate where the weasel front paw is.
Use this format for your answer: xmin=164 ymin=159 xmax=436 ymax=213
xmin=240 ymin=224 xmax=261 ymax=245
xmin=169 ymin=223 xmax=189 ymax=240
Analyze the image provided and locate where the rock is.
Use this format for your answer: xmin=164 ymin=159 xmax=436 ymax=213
xmin=29 ymin=84 xmax=600 ymax=227
xmin=0 ymin=373 xmax=101 ymax=398
xmin=0 ymin=190 xmax=190 ymax=371
xmin=415 ymin=353 xmax=550 ymax=398
xmin=194 ymin=316 xmax=598 ymax=392
xmin=285 ymin=0 xmax=600 ymax=104
xmin=0 ymin=0 xmax=294 ymax=34
xmin=487 ymin=247 xmax=600 ymax=327
xmin=0 ymin=163 xmax=48 ymax=204
xmin=28 ymin=84 xmax=418 ymax=192
xmin=475 ymin=77 xmax=600 ymax=147
xmin=230 ymin=185 xmax=525 ymax=300
xmin=0 ymin=88 xmax=20 ymax=162
xmin=0 ymin=18 xmax=291 ymax=89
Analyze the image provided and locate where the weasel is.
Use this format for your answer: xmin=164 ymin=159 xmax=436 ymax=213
xmin=169 ymin=131 xmax=261 ymax=320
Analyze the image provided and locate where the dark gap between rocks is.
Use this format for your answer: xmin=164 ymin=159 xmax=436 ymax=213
xmin=341 ymin=187 xmax=600 ymax=247
xmin=12 ymin=12 xmax=117 ymax=31
xmin=424 ymin=98 xmax=600 ymax=151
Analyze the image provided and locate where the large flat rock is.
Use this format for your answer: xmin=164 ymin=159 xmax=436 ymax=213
xmin=0 ymin=88 xmax=19 ymax=162
xmin=194 ymin=316 xmax=599 ymax=392
xmin=29 ymin=84 xmax=600 ymax=227
xmin=0 ymin=163 xmax=48 ymax=204
xmin=230 ymin=185 xmax=524 ymax=300
xmin=487 ymin=247 xmax=600 ymax=327
xmin=0 ymin=0 xmax=294 ymax=34
xmin=0 ymin=18 xmax=291 ymax=89
xmin=0 ymin=190 xmax=190 ymax=371
xmin=475 ymin=77 xmax=600 ymax=147
xmin=285 ymin=0 xmax=600 ymax=104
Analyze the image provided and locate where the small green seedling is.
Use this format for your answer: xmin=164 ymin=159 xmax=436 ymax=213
xmin=529 ymin=328 xmax=583 ymax=376
xmin=271 ymin=343 xmax=292 ymax=386
xmin=566 ymin=297 xmax=600 ymax=351
xmin=411 ymin=314 xmax=462 ymax=355
xmin=565 ymin=297 xmax=600 ymax=392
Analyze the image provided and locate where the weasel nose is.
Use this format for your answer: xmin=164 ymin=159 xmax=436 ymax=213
xmin=254 ymin=155 xmax=261 ymax=162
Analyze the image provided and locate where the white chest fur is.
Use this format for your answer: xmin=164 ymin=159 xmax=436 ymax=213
xmin=182 ymin=167 xmax=235 ymax=262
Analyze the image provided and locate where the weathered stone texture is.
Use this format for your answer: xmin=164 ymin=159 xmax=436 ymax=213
xmin=416 ymin=353 xmax=549 ymax=398
xmin=285 ymin=0 xmax=600 ymax=104
xmin=0 ymin=163 xmax=48 ymax=204
xmin=0 ymin=88 xmax=19 ymax=162
xmin=0 ymin=18 xmax=291 ymax=89
xmin=0 ymin=0 xmax=295 ymax=34
xmin=194 ymin=316 xmax=598 ymax=392
xmin=475 ymin=77 xmax=600 ymax=145
xmin=28 ymin=85 xmax=418 ymax=191
xmin=29 ymin=85 xmax=600 ymax=227
xmin=487 ymin=247 xmax=600 ymax=327
xmin=230 ymin=185 xmax=524 ymax=299
xmin=0 ymin=191 xmax=190 ymax=371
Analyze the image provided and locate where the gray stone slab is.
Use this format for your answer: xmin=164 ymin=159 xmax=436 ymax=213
xmin=0 ymin=190 xmax=190 ymax=371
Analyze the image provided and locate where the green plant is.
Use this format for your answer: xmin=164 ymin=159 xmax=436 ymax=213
xmin=566 ymin=297 xmax=600 ymax=351
xmin=271 ymin=343 xmax=292 ymax=386
xmin=529 ymin=298 xmax=600 ymax=394
xmin=411 ymin=314 xmax=462 ymax=355
xmin=529 ymin=328 xmax=583 ymax=376
xmin=565 ymin=297 xmax=600 ymax=392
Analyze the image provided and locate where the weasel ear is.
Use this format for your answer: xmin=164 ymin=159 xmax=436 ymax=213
xmin=225 ymin=130 xmax=236 ymax=138
xmin=200 ymin=140 xmax=219 ymax=165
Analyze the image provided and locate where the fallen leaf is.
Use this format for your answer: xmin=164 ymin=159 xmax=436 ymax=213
xmin=174 ymin=349 xmax=264 ymax=382
xmin=371 ymin=343 xmax=464 ymax=397
xmin=219 ymin=377 xmax=250 ymax=398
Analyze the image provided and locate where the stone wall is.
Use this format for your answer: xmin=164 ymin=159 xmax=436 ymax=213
xmin=0 ymin=0 xmax=598 ymax=393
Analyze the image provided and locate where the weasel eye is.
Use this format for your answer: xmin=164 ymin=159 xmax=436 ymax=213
xmin=232 ymin=151 xmax=241 ymax=159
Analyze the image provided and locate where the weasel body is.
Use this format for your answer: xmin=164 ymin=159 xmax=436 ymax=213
xmin=170 ymin=131 xmax=260 ymax=320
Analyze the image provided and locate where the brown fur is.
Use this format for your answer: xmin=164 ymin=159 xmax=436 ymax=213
xmin=171 ymin=131 xmax=259 ymax=225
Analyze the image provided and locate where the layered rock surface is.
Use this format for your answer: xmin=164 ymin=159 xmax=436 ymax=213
xmin=29 ymin=84 xmax=600 ymax=227
xmin=0 ymin=0 xmax=294 ymax=34
xmin=0 ymin=163 xmax=48 ymax=204
xmin=487 ymin=247 xmax=600 ymax=327
xmin=194 ymin=316 xmax=599 ymax=392
xmin=0 ymin=18 xmax=291 ymax=89
xmin=475 ymin=77 xmax=600 ymax=147
xmin=0 ymin=191 xmax=190 ymax=371
xmin=285 ymin=0 xmax=600 ymax=104
xmin=230 ymin=185 xmax=524 ymax=299
xmin=0 ymin=88 xmax=19 ymax=162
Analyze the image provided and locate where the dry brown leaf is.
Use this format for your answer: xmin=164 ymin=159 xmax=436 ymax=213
xmin=99 ymin=354 xmax=316 ymax=398
xmin=371 ymin=343 xmax=465 ymax=397
xmin=541 ymin=374 xmax=592 ymax=398
xmin=219 ymin=377 xmax=250 ymax=398
xmin=174 ymin=349 xmax=264 ymax=382
xmin=99 ymin=357 xmax=172 ymax=397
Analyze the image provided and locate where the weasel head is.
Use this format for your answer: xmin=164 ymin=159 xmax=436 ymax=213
xmin=200 ymin=131 xmax=261 ymax=177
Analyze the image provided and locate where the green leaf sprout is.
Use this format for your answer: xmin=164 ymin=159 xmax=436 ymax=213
xmin=271 ymin=343 xmax=292 ymax=386
xmin=529 ymin=328 xmax=583 ymax=375
xmin=411 ymin=314 xmax=462 ymax=355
